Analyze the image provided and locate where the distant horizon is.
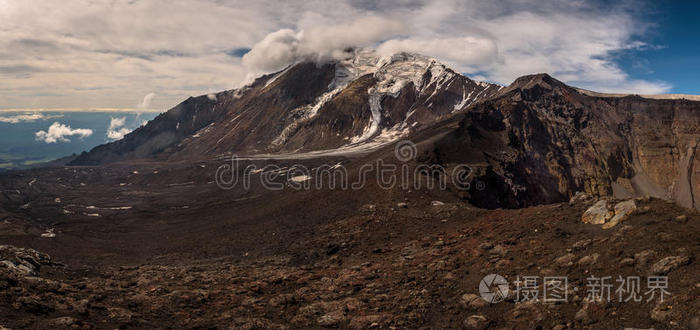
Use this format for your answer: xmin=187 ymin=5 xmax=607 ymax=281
xmin=0 ymin=108 xmax=163 ymax=113
xmin=0 ymin=111 xmax=159 ymax=169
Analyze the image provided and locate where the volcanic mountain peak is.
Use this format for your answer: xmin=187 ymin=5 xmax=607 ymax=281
xmin=314 ymin=48 xmax=501 ymax=98
xmin=511 ymin=72 xmax=561 ymax=87
xmin=70 ymin=49 xmax=505 ymax=165
xmin=498 ymin=72 xmax=574 ymax=96
xmin=270 ymin=50 xmax=502 ymax=147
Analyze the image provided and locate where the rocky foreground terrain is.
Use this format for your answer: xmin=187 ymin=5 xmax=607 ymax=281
xmin=2 ymin=50 xmax=700 ymax=328
xmin=0 ymin=161 xmax=698 ymax=328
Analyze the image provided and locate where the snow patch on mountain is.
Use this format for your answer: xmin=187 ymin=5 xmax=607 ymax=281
xmin=349 ymin=51 xmax=457 ymax=144
xmin=271 ymin=48 xmax=496 ymax=149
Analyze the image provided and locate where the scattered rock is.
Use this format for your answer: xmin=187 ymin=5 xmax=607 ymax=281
xmin=577 ymin=253 xmax=599 ymax=266
xmin=46 ymin=317 xmax=78 ymax=327
xmin=650 ymin=256 xmax=691 ymax=275
xmin=602 ymin=199 xmax=636 ymax=229
xmin=488 ymin=245 xmax=507 ymax=258
xmin=619 ymin=258 xmax=635 ymax=267
xmin=569 ymin=192 xmax=592 ymax=204
xmin=675 ymin=214 xmax=688 ymax=222
xmin=397 ymin=202 xmax=408 ymax=208
xmin=233 ymin=317 xmax=284 ymax=330
xmin=40 ymin=228 xmax=56 ymax=238
xmin=614 ymin=199 xmax=636 ymax=216
xmin=478 ymin=242 xmax=494 ymax=250
xmin=348 ymin=315 xmax=387 ymax=329
xmin=575 ymin=308 xmax=593 ymax=325
xmin=508 ymin=301 xmax=545 ymax=323
xmin=431 ymin=201 xmax=445 ymax=206
xmin=317 ymin=310 xmax=345 ymax=327
xmin=361 ymin=204 xmax=376 ymax=212
xmin=650 ymin=301 xmax=672 ymax=322
xmin=269 ymin=293 xmax=295 ymax=307
xmin=539 ymin=268 xmax=556 ymax=276
xmin=572 ymin=239 xmax=592 ymax=251
xmin=636 ymin=205 xmax=651 ymax=214
xmin=581 ymin=200 xmax=613 ymax=225
xmin=555 ymin=253 xmax=576 ymax=267
xmin=463 ymin=314 xmax=490 ymax=329
xmin=0 ymin=245 xmax=52 ymax=276
xmin=633 ymin=250 xmax=655 ymax=268
xmin=460 ymin=293 xmax=488 ymax=309
xmin=575 ymin=299 xmax=600 ymax=325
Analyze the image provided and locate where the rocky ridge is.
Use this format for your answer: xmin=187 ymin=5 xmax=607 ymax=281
xmin=428 ymin=73 xmax=700 ymax=209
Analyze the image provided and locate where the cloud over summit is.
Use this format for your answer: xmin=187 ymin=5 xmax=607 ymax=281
xmin=0 ymin=0 xmax=672 ymax=110
xmin=242 ymin=16 xmax=404 ymax=73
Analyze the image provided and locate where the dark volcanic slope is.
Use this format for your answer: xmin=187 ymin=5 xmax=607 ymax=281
xmin=429 ymin=74 xmax=700 ymax=209
xmin=70 ymin=50 xmax=501 ymax=165
xmin=69 ymin=53 xmax=700 ymax=211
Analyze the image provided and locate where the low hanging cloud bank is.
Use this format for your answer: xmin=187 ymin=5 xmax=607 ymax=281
xmin=35 ymin=122 xmax=93 ymax=143
xmin=0 ymin=113 xmax=63 ymax=124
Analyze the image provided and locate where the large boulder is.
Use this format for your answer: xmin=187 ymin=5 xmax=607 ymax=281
xmin=650 ymin=256 xmax=691 ymax=275
xmin=581 ymin=199 xmax=638 ymax=228
xmin=602 ymin=200 xmax=637 ymax=229
xmin=0 ymin=245 xmax=52 ymax=277
xmin=581 ymin=200 xmax=613 ymax=224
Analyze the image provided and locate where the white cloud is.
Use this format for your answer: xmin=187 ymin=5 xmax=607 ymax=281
xmin=242 ymin=16 xmax=404 ymax=75
xmin=35 ymin=122 xmax=93 ymax=143
xmin=107 ymin=127 xmax=131 ymax=140
xmin=0 ymin=0 xmax=674 ymax=109
xmin=0 ymin=112 xmax=62 ymax=123
xmin=376 ymin=37 xmax=500 ymax=71
xmin=138 ymin=93 xmax=156 ymax=109
xmin=109 ymin=116 xmax=127 ymax=130
xmin=107 ymin=116 xmax=133 ymax=140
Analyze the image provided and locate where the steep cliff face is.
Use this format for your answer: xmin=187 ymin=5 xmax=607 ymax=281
xmin=431 ymin=74 xmax=700 ymax=209
xmin=70 ymin=49 xmax=501 ymax=165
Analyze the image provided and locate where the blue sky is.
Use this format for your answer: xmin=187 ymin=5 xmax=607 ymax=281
xmin=617 ymin=1 xmax=700 ymax=94
xmin=0 ymin=111 xmax=158 ymax=169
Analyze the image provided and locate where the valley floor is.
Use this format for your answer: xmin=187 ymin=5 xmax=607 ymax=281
xmin=1 ymin=185 xmax=698 ymax=328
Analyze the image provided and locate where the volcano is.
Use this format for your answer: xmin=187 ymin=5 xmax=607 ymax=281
xmin=70 ymin=49 xmax=700 ymax=211
xmin=1 ymin=50 xmax=699 ymax=328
